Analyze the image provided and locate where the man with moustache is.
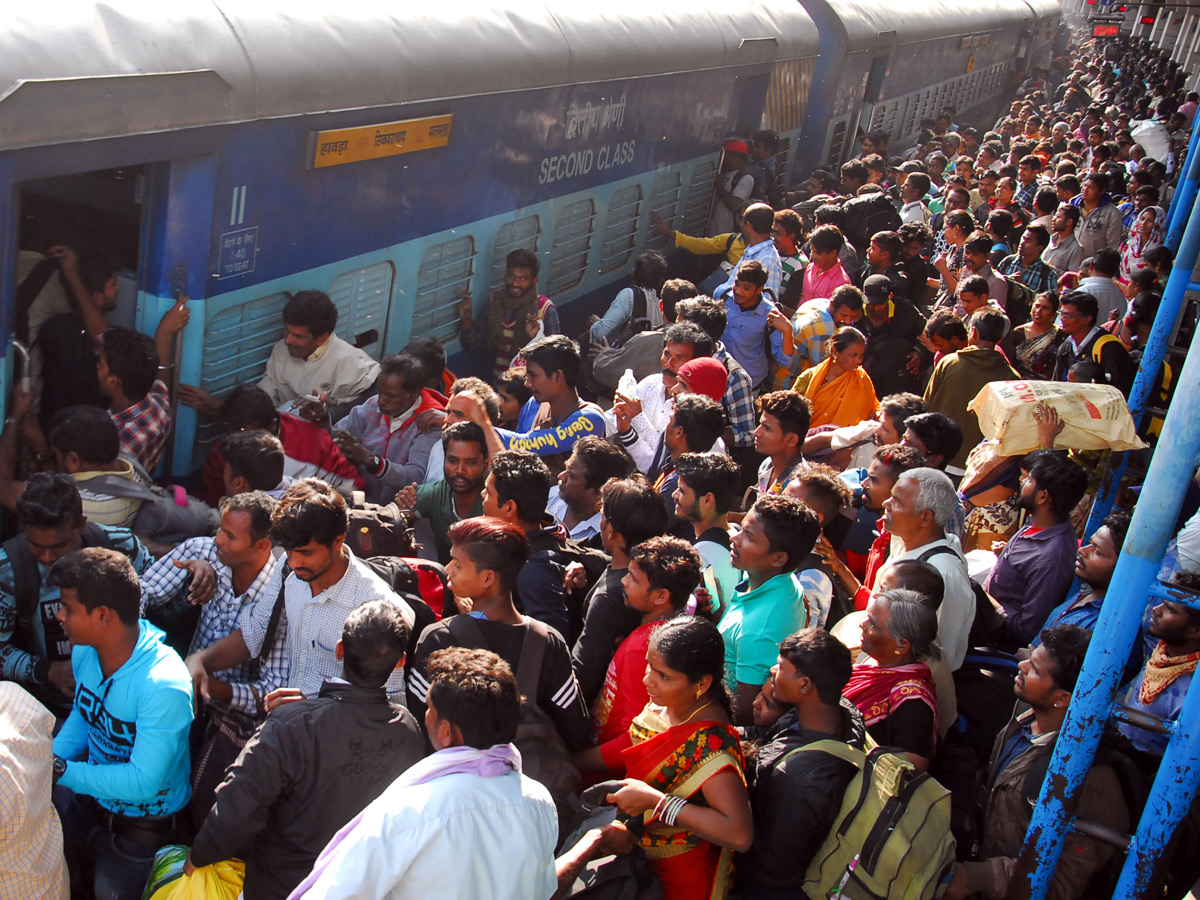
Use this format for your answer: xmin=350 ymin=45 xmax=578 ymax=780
xmin=142 ymin=491 xmax=281 ymax=716
xmin=185 ymin=479 xmax=417 ymax=712
xmin=984 ymin=450 xmax=1088 ymax=651
xmin=1036 ymin=511 xmax=1130 ymax=638
xmin=394 ymin=421 xmax=489 ymax=565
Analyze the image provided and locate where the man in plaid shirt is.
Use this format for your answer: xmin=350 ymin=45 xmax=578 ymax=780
xmin=998 ymin=225 xmax=1059 ymax=296
xmin=143 ymin=492 xmax=281 ymax=717
xmin=98 ymin=319 xmax=187 ymax=472
xmin=1015 ymin=156 xmax=1043 ymax=212
xmin=184 ymin=479 xmax=417 ymax=714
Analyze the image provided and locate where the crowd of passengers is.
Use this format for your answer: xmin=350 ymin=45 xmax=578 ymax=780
xmin=6 ymin=29 xmax=1200 ymax=900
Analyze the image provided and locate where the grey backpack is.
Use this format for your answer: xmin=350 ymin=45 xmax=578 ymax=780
xmin=85 ymin=455 xmax=219 ymax=544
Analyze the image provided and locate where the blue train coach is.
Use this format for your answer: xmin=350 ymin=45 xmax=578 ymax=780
xmin=0 ymin=0 xmax=1057 ymax=475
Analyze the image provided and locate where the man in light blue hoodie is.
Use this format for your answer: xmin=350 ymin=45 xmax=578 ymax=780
xmin=49 ymin=547 xmax=193 ymax=900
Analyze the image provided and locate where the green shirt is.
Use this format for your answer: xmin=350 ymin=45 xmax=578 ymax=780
xmin=717 ymin=572 xmax=808 ymax=690
xmin=416 ymin=480 xmax=483 ymax=564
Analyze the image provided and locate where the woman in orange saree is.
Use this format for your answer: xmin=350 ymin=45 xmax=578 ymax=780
xmin=606 ymin=618 xmax=753 ymax=900
xmin=791 ymin=326 xmax=878 ymax=428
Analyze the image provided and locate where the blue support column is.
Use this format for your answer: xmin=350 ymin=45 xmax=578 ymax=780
xmin=1075 ymin=129 xmax=1200 ymax=542
xmin=1166 ymin=121 xmax=1200 ymax=252
xmin=1010 ymin=193 xmax=1200 ymax=900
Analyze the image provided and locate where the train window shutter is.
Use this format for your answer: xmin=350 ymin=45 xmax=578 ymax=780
xmin=682 ymin=160 xmax=718 ymax=237
xmin=330 ymin=261 xmax=395 ymax=355
xmin=491 ymin=215 xmax=542 ymax=294
xmin=413 ymin=238 xmax=475 ymax=344
xmin=194 ymin=290 xmax=290 ymax=467
xmin=545 ymin=199 xmax=596 ymax=295
xmin=598 ymin=184 xmax=643 ymax=274
xmin=645 ymin=168 xmax=682 ymax=252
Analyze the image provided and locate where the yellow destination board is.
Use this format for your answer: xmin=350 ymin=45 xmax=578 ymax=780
xmin=311 ymin=114 xmax=453 ymax=168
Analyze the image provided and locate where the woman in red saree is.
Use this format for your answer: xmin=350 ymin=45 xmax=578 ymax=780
xmin=605 ymin=618 xmax=753 ymax=900
xmin=845 ymin=588 xmax=940 ymax=768
xmin=791 ymin=327 xmax=878 ymax=429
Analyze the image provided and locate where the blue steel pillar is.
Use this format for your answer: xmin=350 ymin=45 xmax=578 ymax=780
xmin=1076 ymin=122 xmax=1200 ymax=542
xmin=1009 ymin=167 xmax=1200 ymax=900
xmin=1166 ymin=121 xmax=1200 ymax=252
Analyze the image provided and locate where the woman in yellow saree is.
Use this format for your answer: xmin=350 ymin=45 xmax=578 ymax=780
xmin=605 ymin=618 xmax=753 ymax=900
xmin=791 ymin=326 xmax=878 ymax=428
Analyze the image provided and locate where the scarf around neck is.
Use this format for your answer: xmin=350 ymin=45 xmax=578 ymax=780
xmin=488 ymin=283 xmax=540 ymax=358
xmin=1138 ymin=641 xmax=1200 ymax=704
xmin=288 ymin=743 xmax=522 ymax=899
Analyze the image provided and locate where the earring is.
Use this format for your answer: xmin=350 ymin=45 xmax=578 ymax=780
xmin=696 ymin=688 xmax=703 ymax=700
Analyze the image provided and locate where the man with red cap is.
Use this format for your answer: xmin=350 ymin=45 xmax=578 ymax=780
xmin=673 ymin=357 xmax=729 ymax=405
xmin=709 ymin=138 xmax=755 ymax=236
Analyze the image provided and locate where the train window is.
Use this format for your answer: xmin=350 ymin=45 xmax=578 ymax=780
xmin=330 ymin=261 xmax=395 ymax=355
xmin=414 ymin=238 xmax=475 ymax=344
xmin=864 ymin=56 xmax=888 ymax=104
xmin=682 ymin=161 xmax=717 ymax=237
xmin=645 ymin=169 xmax=682 ymax=252
xmin=491 ymin=215 xmax=542 ymax=293
xmin=198 ymin=291 xmax=289 ymax=400
xmin=546 ymin=199 xmax=596 ymax=295
xmin=599 ymin=184 xmax=643 ymax=274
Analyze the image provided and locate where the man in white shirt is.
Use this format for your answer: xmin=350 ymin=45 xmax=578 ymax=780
xmin=709 ymin=139 xmax=756 ymax=236
xmin=186 ymin=479 xmax=416 ymax=712
xmin=290 ymin=647 xmax=558 ymax=900
xmin=181 ymin=291 xmax=380 ymax=422
xmin=882 ymin=467 xmax=975 ymax=670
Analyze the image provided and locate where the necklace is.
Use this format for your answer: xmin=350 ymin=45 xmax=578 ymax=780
xmin=678 ymin=699 xmax=713 ymax=726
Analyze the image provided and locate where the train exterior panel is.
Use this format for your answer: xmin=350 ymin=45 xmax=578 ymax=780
xmin=0 ymin=0 xmax=1053 ymax=475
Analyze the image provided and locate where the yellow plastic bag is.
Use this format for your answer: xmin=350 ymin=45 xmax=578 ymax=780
xmin=142 ymin=848 xmax=244 ymax=900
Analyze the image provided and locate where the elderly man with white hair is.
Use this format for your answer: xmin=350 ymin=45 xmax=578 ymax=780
xmin=881 ymin=467 xmax=976 ymax=670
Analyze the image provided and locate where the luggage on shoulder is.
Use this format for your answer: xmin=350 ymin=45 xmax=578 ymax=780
xmin=789 ymin=739 xmax=956 ymax=900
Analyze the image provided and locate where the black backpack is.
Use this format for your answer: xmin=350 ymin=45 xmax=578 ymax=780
xmin=526 ymin=531 xmax=611 ymax=644
xmin=842 ymin=193 xmax=903 ymax=253
xmin=608 ymin=287 xmax=655 ymax=349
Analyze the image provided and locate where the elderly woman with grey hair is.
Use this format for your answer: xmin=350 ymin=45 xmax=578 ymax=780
xmin=844 ymin=588 xmax=941 ymax=768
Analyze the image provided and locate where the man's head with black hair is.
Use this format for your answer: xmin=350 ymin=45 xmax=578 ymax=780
xmin=776 ymin=628 xmax=853 ymax=708
xmin=17 ymin=474 xmax=90 ymax=571
xmin=1018 ymin=449 xmax=1089 ymax=523
xmin=675 ymin=297 xmax=727 ymax=343
xmin=223 ymin=430 xmax=285 ymax=496
xmin=424 ymin=647 xmax=522 ymax=750
xmin=600 ymin=475 xmax=669 ymax=555
xmin=665 ymin=394 xmax=726 ymax=457
xmin=221 ymin=384 xmax=281 ymax=435
xmin=98 ymin=327 xmax=157 ymax=403
xmin=270 ymin=477 xmax=349 ymax=561
xmin=49 ymin=406 xmax=119 ymax=470
xmin=732 ymin=494 xmax=820 ymax=578
xmin=404 ymin=336 xmax=447 ymax=390
xmin=673 ymin=452 xmax=741 ymax=524
xmin=902 ymin=412 xmax=963 ymax=471
xmin=338 ymin=599 xmax=411 ymax=688
xmin=1022 ymin=625 xmax=1092 ymax=710
xmin=48 ymin=547 xmax=141 ymax=630
xmin=483 ymin=449 xmax=552 ymax=528
xmin=283 ymin=290 xmax=338 ymax=359
xmin=660 ymin=279 xmax=699 ymax=324
xmin=627 ymin=535 xmax=703 ymax=613
xmin=522 ymin=334 xmax=582 ymax=395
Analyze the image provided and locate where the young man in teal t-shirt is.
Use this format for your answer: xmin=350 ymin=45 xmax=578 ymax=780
xmin=719 ymin=494 xmax=821 ymax=724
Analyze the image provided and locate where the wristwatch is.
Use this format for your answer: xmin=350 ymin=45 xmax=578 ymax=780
xmin=52 ymin=755 xmax=67 ymax=784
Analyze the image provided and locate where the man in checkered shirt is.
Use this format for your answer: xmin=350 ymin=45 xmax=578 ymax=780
xmin=143 ymin=492 xmax=282 ymax=717
xmin=185 ymin=479 xmax=416 ymax=713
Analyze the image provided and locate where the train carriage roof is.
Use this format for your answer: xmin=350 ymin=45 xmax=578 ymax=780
xmin=0 ymin=0 xmax=817 ymax=150
xmin=826 ymin=0 xmax=1043 ymax=53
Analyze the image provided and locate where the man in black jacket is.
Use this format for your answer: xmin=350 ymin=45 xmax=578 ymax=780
xmin=860 ymin=274 xmax=930 ymax=398
xmin=185 ymin=600 xmax=424 ymax=900
xmin=738 ymin=628 xmax=866 ymax=899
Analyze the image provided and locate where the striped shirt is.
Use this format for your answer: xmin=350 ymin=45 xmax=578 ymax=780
xmin=141 ymin=538 xmax=282 ymax=716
